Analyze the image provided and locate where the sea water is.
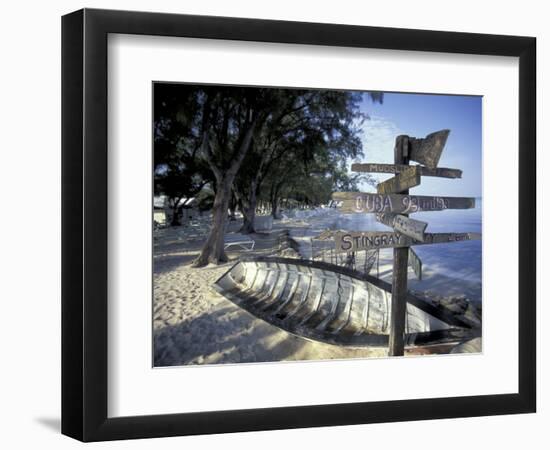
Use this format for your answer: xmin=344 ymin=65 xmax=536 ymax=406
xmin=333 ymin=198 xmax=482 ymax=286
xmin=288 ymin=199 xmax=482 ymax=300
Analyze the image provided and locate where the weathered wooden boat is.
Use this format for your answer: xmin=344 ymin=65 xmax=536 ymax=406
xmin=213 ymin=256 xmax=480 ymax=348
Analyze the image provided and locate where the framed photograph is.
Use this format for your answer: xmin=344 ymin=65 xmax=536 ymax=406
xmin=62 ymin=8 xmax=536 ymax=441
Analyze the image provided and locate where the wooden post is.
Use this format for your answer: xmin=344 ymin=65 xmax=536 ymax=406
xmin=388 ymin=135 xmax=409 ymax=356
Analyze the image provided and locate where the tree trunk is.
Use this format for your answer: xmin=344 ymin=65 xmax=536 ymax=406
xmin=170 ymin=200 xmax=181 ymax=226
xmin=228 ymin=193 xmax=237 ymax=221
xmin=239 ymin=180 xmax=257 ymax=234
xmin=271 ymin=197 xmax=280 ymax=219
xmin=194 ymin=107 xmax=263 ymax=266
xmin=270 ymin=182 xmax=283 ymax=219
xmin=193 ymin=181 xmax=232 ymax=267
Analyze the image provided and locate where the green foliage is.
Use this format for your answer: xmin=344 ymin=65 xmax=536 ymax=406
xmin=153 ymin=85 xmax=383 ymax=214
xmin=154 ymin=84 xmax=213 ymax=221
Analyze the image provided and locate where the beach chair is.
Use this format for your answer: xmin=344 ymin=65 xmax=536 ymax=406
xmin=254 ymin=215 xmax=273 ymax=232
xmin=224 ymin=233 xmax=255 ymax=251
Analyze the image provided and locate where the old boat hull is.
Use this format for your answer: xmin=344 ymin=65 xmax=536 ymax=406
xmin=213 ymin=256 xmax=477 ymax=347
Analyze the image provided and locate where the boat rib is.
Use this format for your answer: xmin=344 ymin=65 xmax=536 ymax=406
xmin=213 ymin=256 xmax=479 ymax=348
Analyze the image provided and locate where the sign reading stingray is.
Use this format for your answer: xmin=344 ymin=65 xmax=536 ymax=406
xmin=334 ymin=231 xmax=481 ymax=252
xmin=332 ymin=192 xmax=475 ymax=214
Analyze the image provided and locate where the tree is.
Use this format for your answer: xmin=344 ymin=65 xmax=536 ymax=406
xmin=233 ymin=89 xmax=307 ymax=232
xmin=155 ymin=165 xmax=208 ymax=226
xmin=192 ymin=86 xmax=279 ymax=266
xmin=234 ymin=89 xmax=371 ymax=232
xmin=259 ymin=92 xmax=384 ymax=217
xmin=153 ymin=86 xmax=383 ymax=266
xmin=154 ymin=84 xmax=213 ymax=225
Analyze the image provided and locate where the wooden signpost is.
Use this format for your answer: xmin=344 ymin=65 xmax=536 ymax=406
xmin=409 ymin=248 xmax=422 ymax=280
xmin=331 ymin=129 xmax=481 ymax=357
xmin=388 ymin=135 xmax=410 ymax=356
xmin=351 ymin=163 xmax=462 ymax=179
xmin=334 ymin=231 xmax=481 ymax=252
xmin=332 ymin=192 xmax=475 ymax=214
xmin=408 ymin=129 xmax=450 ymax=169
xmin=376 ymin=213 xmax=428 ymax=241
xmin=377 ymin=166 xmax=421 ymax=194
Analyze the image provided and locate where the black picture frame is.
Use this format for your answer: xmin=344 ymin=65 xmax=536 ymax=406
xmin=62 ymin=8 xmax=536 ymax=442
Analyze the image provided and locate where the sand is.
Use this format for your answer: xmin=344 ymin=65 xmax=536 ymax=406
xmin=153 ymin=221 xmax=388 ymax=366
xmin=153 ymin=262 xmax=390 ymax=366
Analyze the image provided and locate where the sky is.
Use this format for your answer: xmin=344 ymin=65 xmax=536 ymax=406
xmin=355 ymin=92 xmax=482 ymax=197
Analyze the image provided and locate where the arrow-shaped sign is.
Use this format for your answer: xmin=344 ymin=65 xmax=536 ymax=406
xmin=332 ymin=192 xmax=475 ymax=214
xmin=377 ymin=166 xmax=421 ymax=194
xmin=376 ymin=213 xmax=428 ymax=241
xmin=351 ymin=163 xmax=462 ymax=179
xmin=407 ymin=129 xmax=450 ymax=169
xmin=408 ymin=247 xmax=422 ymax=280
xmin=334 ymin=231 xmax=481 ymax=253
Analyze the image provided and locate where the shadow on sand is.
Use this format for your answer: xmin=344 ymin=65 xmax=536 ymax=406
xmin=153 ymin=305 xmax=308 ymax=367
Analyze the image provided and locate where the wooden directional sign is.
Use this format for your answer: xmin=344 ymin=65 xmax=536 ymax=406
xmin=376 ymin=213 xmax=428 ymax=241
xmin=408 ymin=248 xmax=422 ymax=280
xmin=377 ymin=166 xmax=421 ymax=194
xmin=351 ymin=163 xmax=462 ymax=179
xmin=334 ymin=231 xmax=481 ymax=253
xmin=347 ymin=129 xmax=472 ymax=358
xmin=332 ymin=192 xmax=475 ymax=214
xmin=408 ymin=129 xmax=450 ymax=169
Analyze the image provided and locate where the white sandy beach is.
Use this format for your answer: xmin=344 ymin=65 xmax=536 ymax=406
xmin=153 ymin=209 xmax=481 ymax=367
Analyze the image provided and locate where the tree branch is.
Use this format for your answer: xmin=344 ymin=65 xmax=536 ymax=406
xmin=200 ymin=132 xmax=222 ymax=183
